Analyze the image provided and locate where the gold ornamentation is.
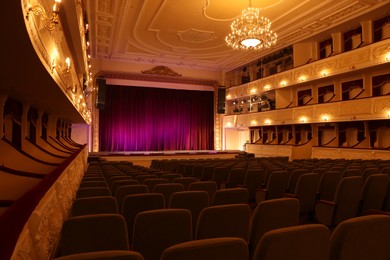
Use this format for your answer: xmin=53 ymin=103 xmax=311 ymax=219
xmin=141 ymin=66 xmax=182 ymax=77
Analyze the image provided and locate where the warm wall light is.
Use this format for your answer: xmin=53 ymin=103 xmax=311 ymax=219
xmin=299 ymin=76 xmax=306 ymax=82
xmin=251 ymin=120 xmax=257 ymax=125
xmin=280 ymin=81 xmax=287 ymax=87
xmin=321 ymin=70 xmax=328 ymax=77
xmin=321 ymin=115 xmax=329 ymax=122
xmin=386 ymin=52 xmax=390 ymax=62
xmin=250 ymin=88 xmax=257 ymax=94
xmin=265 ymin=119 xmax=271 ymax=125
xmin=226 ymin=122 xmax=232 ymax=127
xmin=299 ymin=117 xmax=307 ymax=123
xmin=26 ymin=0 xmax=62 ymax=31
xmin=264 ymin=85 xmax=271 ymax=91
xmin=226 ymin=94 xmax=232 ymax=99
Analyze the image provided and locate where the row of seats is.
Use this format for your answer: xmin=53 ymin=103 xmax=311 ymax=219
xmin=55 ymin=211 xmax=390 ymax=260
xmin=53 ymin=159 xmax=390 ymax=259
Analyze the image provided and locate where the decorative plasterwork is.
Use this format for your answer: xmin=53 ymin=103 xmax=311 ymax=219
xmin=177 ymin=28 xmax=217 ymax=43
xmin=141 ymin=66 xmax=182 ymax=77
xmin=98 ymin=71 xmax=219 ymax=87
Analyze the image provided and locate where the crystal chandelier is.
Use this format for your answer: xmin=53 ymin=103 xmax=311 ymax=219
xmin=225 ymin=0 xmax=277 ymax=51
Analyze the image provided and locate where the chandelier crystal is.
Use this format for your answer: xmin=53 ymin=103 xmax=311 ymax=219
xmin=225 ymin=0 xmax=277 ymax=51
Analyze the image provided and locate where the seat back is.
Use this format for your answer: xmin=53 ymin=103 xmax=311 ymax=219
xmin=333 ymin=176 xmax=363 ymax=225
xmin=161 ymin=237 xmax=248 ymax=260
xmin=295 ymin=173 xmax=321 ymax=214
xmin=362 ymin=167 xmax=381 ymax=181
xmin=330 ymin=215 xmax=390 ymax=260
xmin=71 ymin=196 xmax=118 ymax=217
xmin=110 ymin=179 xmax=139 ymax=195
xmin=212 ymin=187 xmax=249 ymax=206
xmin=161 ymin=174 xmax=183 ymax=182
xmin=133 ymin=209 xmax=192 ymax=260
xmin=144 ymin=178 xmax=169 ymax=192
xmin=188 ymin=181 xmax=217 ymax=204
xmin=359 ymin=174 xmax=389 ymax=214
xmin=122 ymin=193 xmax=165 ymax=244
xmin=196 ymin=204 xmax=250 ymax=242
xmin=79 ymin=181 xmax=108 ymax=189
xmin=249 ymin=198 xmax=299 ymax=257
xmin=253 ymin=224 xmax=330 ymax=260
xmin=59 ymin=214 xmax=129 ymax=257
xmin=115 ymin=185 xmax=149 ymax=213
xmin=172 ymin=177 xmax=197 ymax=190
xmin=211 ymin=167 xmax=230 ymax=189
xmin=342 ymin=169 xmax=361 ymax=178
xmin=169 ymin=191 xmax=209 ymax=235
xmin=76 ymin=187 xmax=111 ymax=198
xmin=226 ymin=168 xmax=246 ymax=188
xmin=54 ymin=250 xmax=144 ymax=260
xmin=153 ymin=183 xmax=185 ymax=207
xmin=287 ymin=169 xmax=309 ymax=193
xmin=317 ymin=171 xmax=343 ymax=201
xmin=265 ymin=171 xmax=290 ymax=200
xmin=242 ymin=168 xmax=264 ymax=200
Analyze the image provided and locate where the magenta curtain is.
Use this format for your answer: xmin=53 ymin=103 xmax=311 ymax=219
xmin=99 ymin=85 xmax=214 ymax=151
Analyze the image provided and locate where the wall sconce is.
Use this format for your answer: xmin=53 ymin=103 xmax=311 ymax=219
xmin=387 ymin=111 xmax=390 ymax=118
xmin=280 ymin=81 xmax=287 ymax=87
xmin=321 ymin=115 xmax=329 ymax=122
xmin=250 ymin=88 xmax=256 ymax=94
xmin=226 ymin=122 xmax=232 ymax=127
xmin=386 ymin=52 xmax=390 ymax=62
xmin=59 ymin=57 xmax=71 ymax=74
xmin=26 ymin=0 xmax=62 ymax=31
xmin=251 ymin=120 xmax=257 ymax=126
xmin=264 ymin=85 xmax=271 ymax=91
xmin=226 ymin=94 xmax=232 ymax=99
xmin=321 ymin=70 xmax=328 ymax=77
xmin=299 ymin=76 xmax=306 ymax=82
xmin=265 ymin=119 xmax=271 ymax=125
xmin=299 ymin=117 xmax=307 ymax=123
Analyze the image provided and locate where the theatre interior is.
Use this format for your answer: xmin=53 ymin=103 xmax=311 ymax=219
xmin=1 ymin=0 xmax=390 ymax=259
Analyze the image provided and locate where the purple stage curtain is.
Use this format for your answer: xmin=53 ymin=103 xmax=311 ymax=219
xmin=99 ymin=85 xmax=214 ymax=151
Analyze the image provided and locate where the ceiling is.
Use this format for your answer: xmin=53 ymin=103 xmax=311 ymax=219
xmin=86 ymin=0 xmax=390 ymax=74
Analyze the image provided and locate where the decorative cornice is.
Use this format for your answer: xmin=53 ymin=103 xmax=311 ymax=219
xmin=98 ymin=70 xmax=219 ymax=87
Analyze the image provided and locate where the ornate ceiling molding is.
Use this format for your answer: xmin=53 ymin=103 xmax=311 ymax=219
xmin=97 ymin=70 xmax=219 ymax=87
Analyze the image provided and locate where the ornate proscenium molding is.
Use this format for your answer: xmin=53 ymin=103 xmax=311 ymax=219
xmin=141 ymin=66 xmax=182 ymax=77
xmin=97 ymin=71 xmax=219 ymax=87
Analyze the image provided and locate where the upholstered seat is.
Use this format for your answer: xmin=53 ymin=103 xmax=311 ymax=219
xmin=133 ymin=209 xmax=192 ymax=260
xmin=249 ymin=198 xmax=300 ymax=257
xmin=196 ymin=204 xmax=250 ymax=242
xmin=58 ymin=214 xmax=129 ymax=257
xmin=160 ymin=237 xmax=248 ymax=260
xmin=330 ymin=215 xmax=390 ymax=260
xmin=253 ymin=224 xmax=330 ymax=260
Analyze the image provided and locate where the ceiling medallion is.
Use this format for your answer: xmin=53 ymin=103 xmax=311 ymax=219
xmin=141 ymin=66 xmax=182 ymax=77
xmin=225 ymin=0 xmax=277 ymax=51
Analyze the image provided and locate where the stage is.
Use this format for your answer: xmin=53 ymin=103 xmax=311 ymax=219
xmin=89 ymin=150 xmax=242 ymax=168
